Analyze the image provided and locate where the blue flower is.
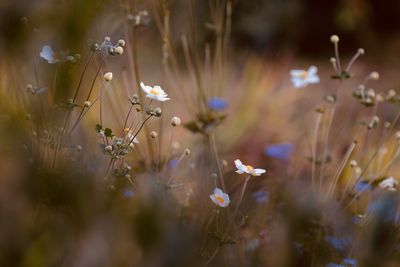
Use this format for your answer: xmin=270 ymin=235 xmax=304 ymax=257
xmin=325 ymin=236 xmax=351 ymax=250
xmin=208 ymin=97 xmax=228 ymax=111
xmin=123 ymin=189 xmax=134 ymax=198
xmin=354 ymin=181 xmax=372 ymax=193
xmin=252 ymin=191 xmax=269 ymax=203
xmin=168 ymin=159 xmax=179 ymax=170
xmin=264 ymin=143 xmax=293 ymax=160
xmin=343 ymin=258 xmax=357 ymax=266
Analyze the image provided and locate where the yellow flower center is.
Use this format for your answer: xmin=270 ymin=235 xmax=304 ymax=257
xmin=149 ymin=89 xmax=159 ymax=96
xmin=215 ymin=195 xmax=225 ymax=204
xmin=246 ymin=165 xmax=254 ymax=171
xmin=299 ymin=71 xmax=309 ymax=79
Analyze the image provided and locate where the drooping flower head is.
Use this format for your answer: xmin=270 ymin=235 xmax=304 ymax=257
xmin=290 ymin=66 xmax=320 ymax=88
xmin=210 ymin=188 xmax=230 ymax=207
xmin=235 ymin=159 xmax=266 ymax=176
xmin=140 ymin=82 xmax=170 ymax=102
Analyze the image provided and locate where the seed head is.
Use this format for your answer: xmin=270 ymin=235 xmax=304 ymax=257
xmin=104 ymin=72 xmax=113 ymax=82
xmin=370 ymin=71 xmax=379 ymax=80
xmin=330 ymin=35 xmax=339 ymax=43
xmin=83 ymin=101 xmax=91 ymax=108
xmin=150 ymin=131 xmax=158 ymax=138
xmin=118 ymin=39 xmax=126 ymax=47
xmin=154 ymin=107 xmax=162 ymax=117
xmin=115 ymin=46 xmax=123 ymax=55
xmin=349 ymin=160 xmax=357 ymax=168
xmin=171 ymin=116 xmax=181 ymax=127
xmin=90 ymin=43 xmax=99 ymax=51
xmin=184 ymin=148 xmax=191 ymax=156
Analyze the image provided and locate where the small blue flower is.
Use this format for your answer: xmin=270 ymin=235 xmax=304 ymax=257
xmin=326 ymin=264 xmax=344 ymax=267
xmin=123 ymin=189 xmax=134 ymax=198
xmin=208 ymin=97 xmax=228 ymax=111
xmin=354 ymin=181 xmax=372 ymax=193
xmin=168 ymin=159 xmax=179 ymax=170
xmin=343 ymin=258 xmax=357 ymax=266
xmin=264 ymin=143 xmax=293 ymax=160
xmin=252 ymin=191 xmax=269 ymax=203
xmin=325 ymin=236 xmax=351 ymax=250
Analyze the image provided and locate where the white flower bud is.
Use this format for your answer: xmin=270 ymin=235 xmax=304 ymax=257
xmin=349 ymin=160 xmax=357 ymax=168
xmin=370 ymin=71 xmax=379 ymax=80
xmin=104 ymin=72 xmax=113 ymax=82
xmin=184 ymin=148 xmax=191 ymax=156
xmin=104 ymin=36 xmax=111 ymax=42
xmin=83 ymin=101 xmax=91 ymax=108
xmin=171 ymin=116 xmax=181 ymax=127
xmin=118 ymin=39 xmax=126 ymax=47
xmin=357 ymin=48 xmax=365 ymax=55
xmin=105 ymin=145 xmax=113 ymax=152
xmin=76 ymin=145 xmax=83 ymax=151
xmin=115 ymin=46 xmax=123 ymax=55
xmin=150 ymin=131 xmax=158 ymax=138
xmin=330 ymin=35 xmax=339 ymax=43
xmin=329 ymin=57 xmax=336 ymax=63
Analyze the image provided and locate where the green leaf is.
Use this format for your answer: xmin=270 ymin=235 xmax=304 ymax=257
xmin=104 ymin=128 xmax=113 ymax=137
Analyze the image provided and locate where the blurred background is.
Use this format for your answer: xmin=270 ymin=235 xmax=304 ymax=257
xmin=1 ymin=0 xmax=400 ymax=266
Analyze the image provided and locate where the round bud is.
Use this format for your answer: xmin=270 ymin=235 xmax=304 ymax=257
xmin=184 ymin=149 xmax=191 ymax=156
xmin=67 ymin=98 xmax=73 ymax=104
xmin=76 ymin=145 xmax=83 ymax=152
xmin=90 ymin=43 xmax=99 ymax=52
xmin=115 ymin=46 xmax=123 ymax=55
xmin=104 ymin=36 xmax=111 ymax=42
xmin=104 ymin=72 xmax=113 ymax=82
xmin=330 ymin=35 xmax=339 ymax=43
xmin=349 ymin=160 xmax=357 ymax=168
xmin=171 ymin=141 xmax=180 ymax=150
xmin=388 ymin=89 xmax=396 ymax=98
xmin=210 ymin=173 xmax=218 ymax=179
xmin=370 ymin=71 xmax=379 ymax=80
xmin=384 ymin=122 xmax=391 ymax=128
xmin=83 ymin=101 xmax=91 ymax=108
xmin=150 ymin=131 xmax=158 ymax=138
xmin=118 ymin=39 xmax=126 ymax=47
xmin=105 ymin=145 xmax=113 ymax=152
xmin=395 ymin=131 xmax=400 ymax=140
xmin=354 ymin=167 xmax=362 ymax=176
xmin=154 ymin=107 xmax=162 ymax=117
xmin=171 ymin=116 xmax=181 ymax=127
xmin=26 ymin=84 xmax=33 ymax=90
xmin=126 ymin=165 xmax=132 ymax=171
xmin=357 ymin=48 xmax=365 ymax=55
xmin=329 ymin=57 xmax=336 ymax=63
xmin=124 ymin=174 xmax=131 ymax=179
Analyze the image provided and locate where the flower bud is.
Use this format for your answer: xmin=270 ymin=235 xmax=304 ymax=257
xmin=104 ymin=36 xmax=111 ymax=42
xmin=104 ymin=72 xmax=113 ymax=82
xmin=357 ymin=48 xmax=365 ymax=55
xmin=154 ymin=107 xmax=162 ymax=117
xmin=105 ymin=145 xmax=113 ymax=152
xmin=90 ymin=43 xmax=99 ymax=51
xmin=83 ymin=101 xmax=91 ymax=108
xmin=171 ymin=116 xmax=181 ymax=127
xmin=150 ymin=131 xmax=158 ymax=138
xmin=118 ymin=39 xmax=126 ymax=47
xmin=330 ymin=35 xmax=339 ymax=43
xmin=184 ymin=148 xmax=191 ymax=156
xmin=370 ymin=71 xmax=379 ymax=80
xmin=115 ymin=46 xmax=123 ymax=55
xmin=349 ymin=160 xmax=357 ymax=168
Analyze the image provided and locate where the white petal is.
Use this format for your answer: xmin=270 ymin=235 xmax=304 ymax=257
xmin=234 ymin=159 xmax=243 ymax=169
xmin=214 ymin=188 xmax=224 ymax=195
xmin=140 ymin=82 xmax=151 ymax=94
xmin=290 ymin=69 xmax=305 ymax=77
xmin=253 ymin=169 xmax=266 ymax=176
xmin=308 ymin=66 xmax=318 ymax=75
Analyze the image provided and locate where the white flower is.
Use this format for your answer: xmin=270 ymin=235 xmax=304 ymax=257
xmin=140 ymin=82 xmax=170 ymax=102
xmin=40 ymin=45 xmax=59 ymax=64
xmin=124 ymin=128 xmax=139 ymax=144
xmin=210 ymin=188 xmax=230 ymax=207
xmin=290 ymin=66 xmax=320 ymax=88
xmin=379 ymin=176 xmax=398 ymax=191
xmin=235 ymin=159 xmax=266 ymax=176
